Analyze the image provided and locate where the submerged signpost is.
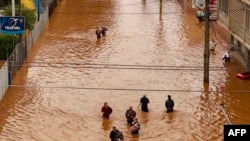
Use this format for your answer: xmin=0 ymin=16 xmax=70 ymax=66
xmin=0 ymin=0 xmax=25 ymax=34
xmin=0 ymin=0 xmax=25 ymax=55
xmin=0 ymin=16 xmax=25 ymax=34
xmin=0 ymin=0 xmax=25 ymax=85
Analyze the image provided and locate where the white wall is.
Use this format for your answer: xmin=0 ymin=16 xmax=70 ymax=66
xmin=0 ymin=61 xmax=8 ymax=101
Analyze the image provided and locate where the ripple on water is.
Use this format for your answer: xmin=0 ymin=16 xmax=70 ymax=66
xmin=0 ymin=0 xmax=250 ymax=140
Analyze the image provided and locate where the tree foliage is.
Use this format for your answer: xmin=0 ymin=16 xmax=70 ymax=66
xmin=0 ymin=34 xmax=20 ymax=60
xmin=0 ymin=0 xmax=19 ymax=7
xmin=0 ymin=4 xmax=35 ymax=60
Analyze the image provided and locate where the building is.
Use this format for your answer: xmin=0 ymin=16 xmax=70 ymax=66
xmin=181 ymin=0 xmax=250 ymax=70
xmin=218 ymin=0 xmax=250 ymax=70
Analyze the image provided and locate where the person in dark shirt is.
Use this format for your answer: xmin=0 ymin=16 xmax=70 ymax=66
xmin=125 ymin=106 xmax=136 ymax=125
xmin=116 ymin=129 xmax=124 ymax=141
xmin=101 ymin=102 xmax=112 ymax=118
xmin=109 ymin=126 xmax=124 ymax=141
xmin=138 ymin=94 xmax=150 ymax=112
xmin=101 ymin=27 xmax=108 ymax=36
xmin=96 ymin=27 xmax=102 ymax=39
xmin=165 ymin=95 xmax=174 ymax=113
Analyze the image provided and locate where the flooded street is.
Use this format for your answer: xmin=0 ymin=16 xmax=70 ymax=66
xmin=0 ymin=0 xmax=250 ymax=140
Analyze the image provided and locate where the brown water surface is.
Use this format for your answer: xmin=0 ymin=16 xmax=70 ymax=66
xmin=0 ymin=0 xmax=250 ymax=141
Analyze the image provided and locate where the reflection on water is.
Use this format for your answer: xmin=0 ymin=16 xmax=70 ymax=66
xmin=102 ymin=118 xmax=112 ymax=131
xmin=0 ymin=0 xmax=250 ymax=140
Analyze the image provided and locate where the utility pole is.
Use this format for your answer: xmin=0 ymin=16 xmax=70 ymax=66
xmin=11 ymin=0 xmax=15 ymax=51
xmin=19 ymin=0 xmax=22 ymax=16
xmin=38 ymin=0 xmax=40 ymax=21
xmin=19 ymin=0 xmax=22 ymax=39
xmin=12 ymin=0 xmax=15 ymax=16
xmin=204 ymin=0 xmax=210 ymax=83
xmin=160 ymin=0 xmax=162 ymax=11
xmin=159 ymin=0 xmax=162 ymax=20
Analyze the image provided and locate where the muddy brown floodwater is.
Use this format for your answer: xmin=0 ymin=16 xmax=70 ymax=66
xmin=0 ymin=0 xmax=250 ymax=141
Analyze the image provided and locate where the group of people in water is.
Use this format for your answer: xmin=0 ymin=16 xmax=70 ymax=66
xmin=101 ymin=94 xmax=174 ymax=141
xmin=96 ymin=27 xmax=108 ymax=39
xmin=125 ymin=107 xmax=140 ymax=135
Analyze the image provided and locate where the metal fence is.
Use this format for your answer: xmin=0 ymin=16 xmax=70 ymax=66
xmin=0 ymin=61 xmax=8 ymax=100
xmin=0 ymin=0 xmax=58 ymax=100
xmin=7 ymin=40 xmax=27 ymax=82
xmin=8 ymin=8 xmax=49 ymax=84
xmin=27 ymin=8 xmax=49 ymax=52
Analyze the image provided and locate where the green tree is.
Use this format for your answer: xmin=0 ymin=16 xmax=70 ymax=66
xmin=3 ymin=4 xmax=37 ymax=30
xmin=0 ymin=0 xmax=7 ymax=7
xmin=0 ymin=4 xmax=35 ymax=60
xmin=0 ymin=0 xmax=20 ymax=7
xmin=0 ymin=34 xmax=20 ymax=60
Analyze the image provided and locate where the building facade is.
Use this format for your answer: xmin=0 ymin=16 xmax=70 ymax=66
xmin=218 ymin=0 xmax=250 ymax=70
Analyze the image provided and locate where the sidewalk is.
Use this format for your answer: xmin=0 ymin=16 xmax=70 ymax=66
xmin=211 ymin=21 xmax=230 ymax=44
xmin=212 ymin=21 xmax=247 ymax=69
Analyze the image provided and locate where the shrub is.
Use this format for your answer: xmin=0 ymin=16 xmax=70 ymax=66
xmin=0 ymin=34 xmax=20 ymax=60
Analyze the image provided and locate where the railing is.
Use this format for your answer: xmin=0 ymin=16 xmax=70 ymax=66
xmin=7 ymin=8 xmax=49 ymax=84
xmin=0 ymin=61 xmax=8 ymax=100
xmin=0 ymin=0 xmax=59 ymax=101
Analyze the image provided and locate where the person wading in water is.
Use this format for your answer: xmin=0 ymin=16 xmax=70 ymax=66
xmin=96 ymin=27 xmax=102 ymax=39
xmin=165 ymin=95 xmax=174 ymax=113
xmin=125 ymin=106 xmax=136 ymax=125
xmin=138 ymin=94 xmax=150 ymax=112
xmin=101 ymin=27 xmax=108 ymax=36
xmin=101 ymin=102 xmax=113 ymax=118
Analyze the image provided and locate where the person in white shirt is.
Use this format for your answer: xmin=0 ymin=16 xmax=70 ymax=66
xmin=222 ymin=52 xmax=230 ymax=62
xmin=209 ymin=39 xmax=217 ymax=50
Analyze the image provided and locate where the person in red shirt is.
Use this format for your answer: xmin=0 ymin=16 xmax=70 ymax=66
xmin=101 ymin=102 xmax=113 ymax=118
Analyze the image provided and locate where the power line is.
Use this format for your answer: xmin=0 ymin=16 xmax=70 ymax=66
xmin=5 ymin=65 xmax=243 ymax=71
xmin=6 ymin=84 xmax=250 ymax=93
xmin=53 ymin=4 xmax=197 ymax=15
xmin=5 ymin=61 xmax=240 ymax=68
xmin=52 ymin=11 xmax=185 ymax=15
xmin=4 ymin=61 xmax=246 ymax=71
xmin=55 ymin=2 xmax=186 ymax=14
xmin=57 ymin=0 xmax=166 ymax=7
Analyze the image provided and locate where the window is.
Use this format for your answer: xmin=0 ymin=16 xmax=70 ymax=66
xmin=237 ymin=40 xmax=242 ymax=52
xmin=219 ymin=0 xmax=229 ymax=15
xmin=246 ymin=7 xmax=250 ymax=31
